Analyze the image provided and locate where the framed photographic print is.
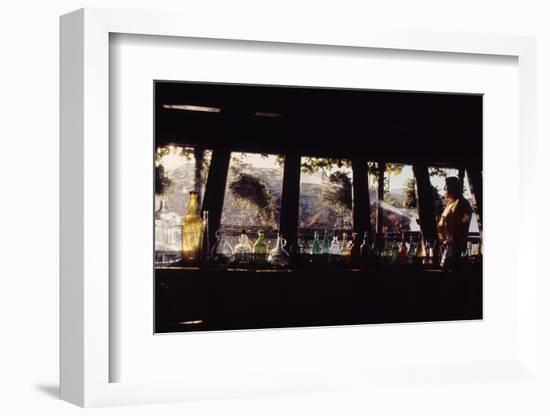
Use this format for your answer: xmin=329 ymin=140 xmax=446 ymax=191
xmin=60 ymin=8 xmax=538 ymax=408
xmin=153 ymin=81 xmax=483 ymax=334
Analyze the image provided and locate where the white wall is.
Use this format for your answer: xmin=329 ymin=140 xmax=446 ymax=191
xmin=1 ymin=1 xmax=548 ymax=414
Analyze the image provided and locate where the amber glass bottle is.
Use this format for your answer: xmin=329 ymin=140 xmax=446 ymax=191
xmin=181 ymin=191 xmax=204 ymax=262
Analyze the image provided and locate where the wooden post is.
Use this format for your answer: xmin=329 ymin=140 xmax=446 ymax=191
xmin=351 ymin=157 xmax=370 ymax=236
xmin=201 ymin=147 xmax=231 ymax=246
xmin=465 ymin=167 xmax=482 ymax=230
xmin=412 ymin=164 xmax=437 ymax=243
xmin=279 ymin=152 xmax=301 ymax=254
xmin=377 ymin=162 xmax=385 ymax=234
xmin=458 ymin=167 xmax=465 ymax=195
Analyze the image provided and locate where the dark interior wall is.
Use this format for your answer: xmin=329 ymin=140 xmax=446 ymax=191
xmin=155 ymin=81 xmax=483 ymax=170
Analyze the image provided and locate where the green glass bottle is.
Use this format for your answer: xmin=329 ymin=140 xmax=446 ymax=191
xmin=311 ymin=231 xmax=322 ymax=255
xmin=321 ymin=229 xmax=330 ymax=254
xmin=252 ymin=230 xmax=268 ymax=265
xmin=359 ymin=231 xmax=371 ymax=257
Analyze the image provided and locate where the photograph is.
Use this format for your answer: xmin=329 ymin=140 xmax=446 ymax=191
xmin=153 ymin=81 xmax=483 ymax=333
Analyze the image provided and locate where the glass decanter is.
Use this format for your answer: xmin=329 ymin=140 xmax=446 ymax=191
xmin=210 ymin=229 xmax=235 ymax=266
xmin=267 ymin=232 xmax=290 ymax=267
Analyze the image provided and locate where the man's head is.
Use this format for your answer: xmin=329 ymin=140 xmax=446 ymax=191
xmin=444 ymin=176 xmax=461 ymax=199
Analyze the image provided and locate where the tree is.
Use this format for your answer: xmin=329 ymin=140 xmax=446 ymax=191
xmin=321 ymin=171 xmax=352 ymax=211
xmin=155 ymin=144 xmax=211 ymax=199
xmin=300 ymin=157 xmax=350 ymax=174
xmin=403 ymin=178 xmax=418 ymax=209
xmin=228 ymin=169 xmax=276 ymax=227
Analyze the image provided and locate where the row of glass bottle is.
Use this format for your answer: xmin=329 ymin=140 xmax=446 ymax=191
xmin=209 ymin=229 xmax=437 ymax=267
xmin=299 ymin=231 xmax=435 ymax=265
xmin=212 ymin=229 xmax=290 ymax=267
xmin=155 ymin=191 xmax=294 ymax=267
xmin=155 ymin=191 xmax=480 ymax=267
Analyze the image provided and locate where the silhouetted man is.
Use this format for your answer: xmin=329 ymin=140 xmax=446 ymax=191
xmin=437 ymin=176 xmax=472 ymax=269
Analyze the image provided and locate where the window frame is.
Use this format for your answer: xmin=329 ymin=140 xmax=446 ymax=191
xmin=157 ymin=143 xmax=484 ymax=260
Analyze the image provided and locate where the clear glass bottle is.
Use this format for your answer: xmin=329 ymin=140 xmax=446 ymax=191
xmin=416 ymin=235 xmax=426 ymax=260
xmin=424 ymin=241 xmax=433 ymax=265
xmin=234 ymin=229 xmax=253 ymax=265
xmin=252 ymin=230 xmax=268 ymax=265
xmin=399 ymin=231 xmax=408 ymax=258
xmin=407 ymin=235 xmax=417 ymax=264
xmin=155 ymin=197 xmax=182 ymax=264
xmin=391 ymin=239 xmax=400 ymax=263
xmin=382 ymin=236 xmax=391 ymax=258
xmin=329 ymin=235 xmax=340 ymax=256
xmin=373 ymin=234 xmax=383 ymax=259
xmin=181 ymin=191 xmax=204 ymax=263
xmin=267 ymin=232 xmax=290 ymax=267
xmin=200 ymin=210 xmax=210 ymax=261
xmin=440 ymin=242 xmax=453 ymax=269
xmin=311 ymin=231 xmax=322 ymax=255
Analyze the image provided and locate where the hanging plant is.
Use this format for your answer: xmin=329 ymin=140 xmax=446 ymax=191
xmin=229 ymin=172 xmax=275 ymax=226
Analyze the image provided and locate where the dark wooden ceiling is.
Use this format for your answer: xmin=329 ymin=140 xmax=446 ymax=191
xmin=155 ymin=81 xmax=482 ymax=169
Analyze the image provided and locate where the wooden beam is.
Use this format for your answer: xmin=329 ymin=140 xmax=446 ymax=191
xmin=279 ymin=152 xmax=301 ymax=254
xmin=201 ymin=147 xmax=231 ymax=247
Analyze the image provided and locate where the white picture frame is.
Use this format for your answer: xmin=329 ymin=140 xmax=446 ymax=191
xmin=60 ymin=8 xmax=537 ymax=408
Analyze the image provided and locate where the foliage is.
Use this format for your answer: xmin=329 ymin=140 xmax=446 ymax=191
xmin=428 ymin=167 xmax=450 ymax=178
xmin=156 ymin=145 xmax=211 ymax=170
xmin=228 ymin=170 xmax=276 ymax=226
xmin=403 ymin=178 xmax=418 ymax=209
xmin=155 ymin=165 xmax=173 ymax=196
xmin=321 ymin=171 xmax=352 ymax=211
xmin=300 ymin=157 xmax=350 ymax=174
xmin=155 ymin=145 xmax=211 ymax=199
